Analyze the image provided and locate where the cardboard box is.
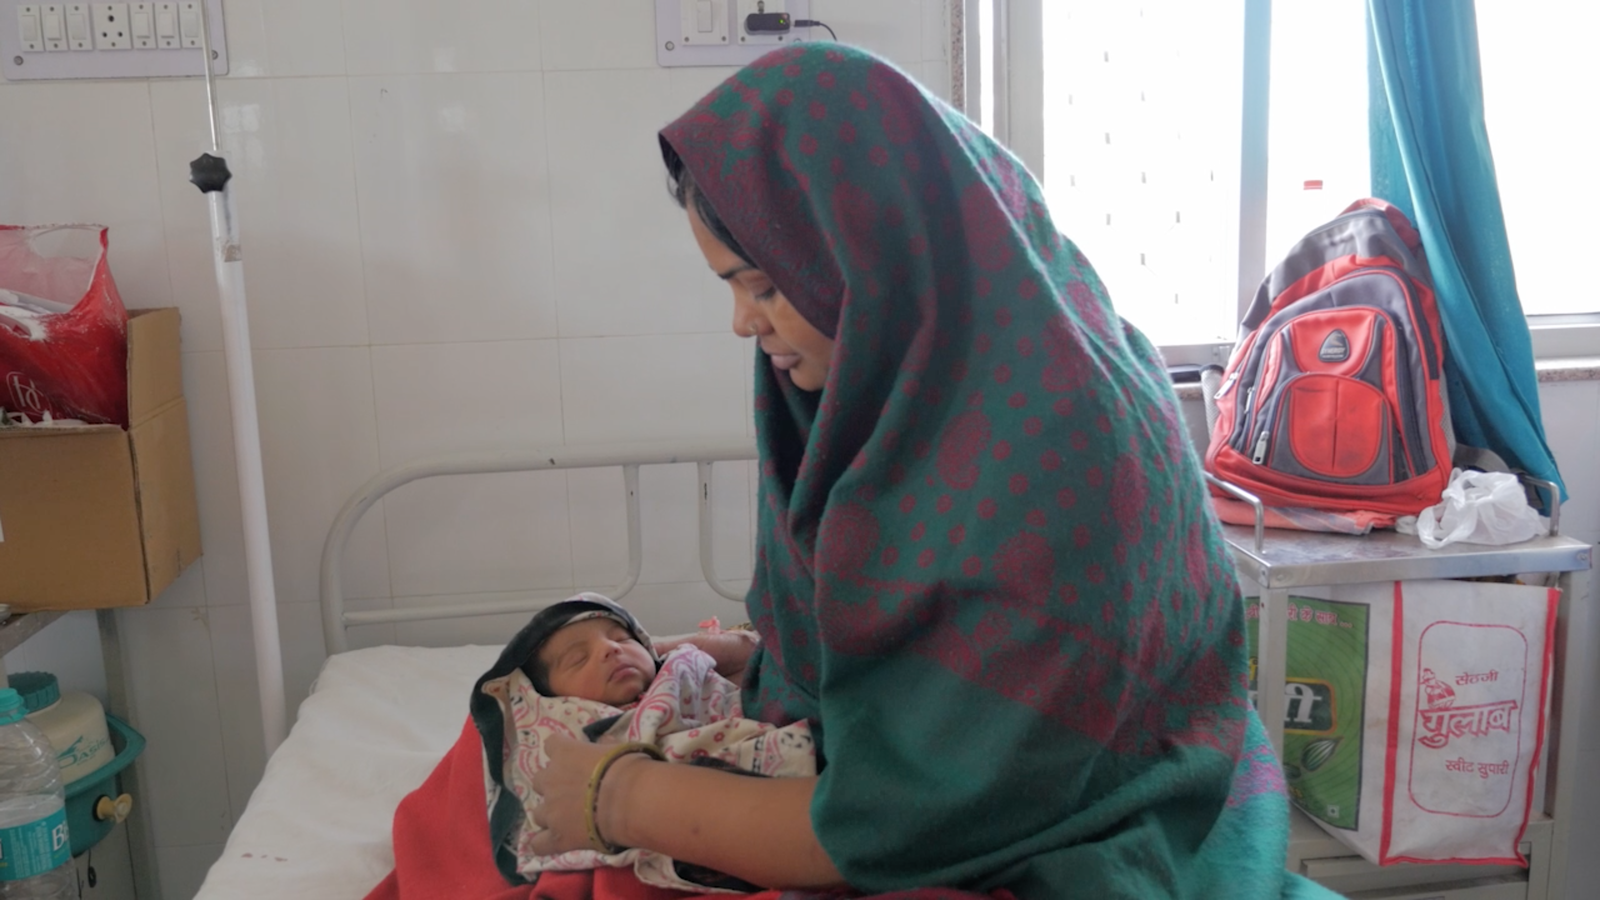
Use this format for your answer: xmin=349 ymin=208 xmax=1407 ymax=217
xmin=0 ymin=308 xmax=202 ymax=610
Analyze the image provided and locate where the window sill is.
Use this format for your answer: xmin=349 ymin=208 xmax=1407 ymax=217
xmin=1172 ymin=358 xmax=1600 ymax=402
xmin=1534 ymin=357 xmax=1600 ymax=384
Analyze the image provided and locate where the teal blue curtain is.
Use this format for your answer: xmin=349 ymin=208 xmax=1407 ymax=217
xmin=1366 ymin=0 xmax=1565 ymax=501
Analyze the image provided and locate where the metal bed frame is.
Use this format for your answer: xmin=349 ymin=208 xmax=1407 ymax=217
xmin=311 ymin=440 xmax=1590 ymax=899
xmin=319 ymin=440 xmax=759 ymax=655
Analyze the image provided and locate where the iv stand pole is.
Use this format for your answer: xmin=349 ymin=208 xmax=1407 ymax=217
xmin=188 ymin=1 xmax=287 ymax=756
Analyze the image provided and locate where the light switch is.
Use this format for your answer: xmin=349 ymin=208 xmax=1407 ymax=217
xmin=178 ymin=0 xmax=200 ymax=48
xmin=17 ymin=6 xmax=43 ymax=52
xmin=130 ymin=2 xmax=153 ymax=48
xmin=92 ymin=3 xmax=131 ymax=50
xmin=154 ymin=1 xmax=176 ymax=47
xmin=66 ymin=3 xmax=90 ymax=50
xmin=41 ymin=4 xmax=66 ymax=51
xmin=679 ymin=0 xmax=727 ymax=45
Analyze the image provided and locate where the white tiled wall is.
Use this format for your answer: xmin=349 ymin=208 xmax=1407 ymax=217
xmin=0 ymin=1 xmax=950 ymax=895
xmin=7 ymin=3 xmax=1596 ymax=898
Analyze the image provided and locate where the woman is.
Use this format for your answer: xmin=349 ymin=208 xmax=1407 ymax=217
xmin=530 ymin=44 xmax=1338 ymax=900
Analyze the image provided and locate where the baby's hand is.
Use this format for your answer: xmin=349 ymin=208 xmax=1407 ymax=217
xmin=656 ymin=630 xmax=758 ymax=683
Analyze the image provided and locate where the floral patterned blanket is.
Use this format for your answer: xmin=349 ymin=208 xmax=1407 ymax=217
xmin=477 ymin=646 xmax=817 ymax=892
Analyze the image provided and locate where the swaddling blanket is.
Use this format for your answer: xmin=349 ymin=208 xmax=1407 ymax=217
xmin=478 ymin=646 xmax=817 ymax=892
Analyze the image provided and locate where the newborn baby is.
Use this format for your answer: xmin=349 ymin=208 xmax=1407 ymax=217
xmin=524 ymin=608 xmax=661 ymax=706
xmin=521 ymin=597 xmax=756 ymax=706
xmin=474 ymin=593 xmax=815 ymax=893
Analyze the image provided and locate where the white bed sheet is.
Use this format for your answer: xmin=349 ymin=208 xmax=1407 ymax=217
xmin=194 ymin=644 xmax=504 ymax=900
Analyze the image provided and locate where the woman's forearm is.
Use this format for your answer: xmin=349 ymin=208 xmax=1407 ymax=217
xmin=600 ymin=758 xmax=843 ymax=890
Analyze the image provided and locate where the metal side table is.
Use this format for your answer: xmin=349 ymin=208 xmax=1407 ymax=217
xmin=1223 ymin=523 xmax=1592 ymax=900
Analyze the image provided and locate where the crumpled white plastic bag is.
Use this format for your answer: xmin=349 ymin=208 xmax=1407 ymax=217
xmin=1397 ymin=468 xmax=1549 ymax=549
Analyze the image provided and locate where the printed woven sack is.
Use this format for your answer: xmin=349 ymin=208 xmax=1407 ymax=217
xmin=1248 ymin=579 xmax=1556 ymax=865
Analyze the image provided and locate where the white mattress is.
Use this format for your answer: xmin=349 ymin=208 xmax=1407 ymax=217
xmin=194 ymin=644 xmax=504 ymax=900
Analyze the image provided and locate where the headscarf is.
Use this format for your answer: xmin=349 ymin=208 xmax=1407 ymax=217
xmin=661 ymin=45 xmax=1329 ymax=899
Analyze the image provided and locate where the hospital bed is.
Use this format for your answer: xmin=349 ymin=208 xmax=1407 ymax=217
xmin=193 ymin=437 xmax=1585 ymax=900
xmin=193 ymin=441 xmax=758 ymax=899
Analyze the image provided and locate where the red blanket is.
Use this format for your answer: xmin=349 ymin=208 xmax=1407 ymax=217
xmin=364 ymin=718 xmax=1014 ymax=900
xmin=364 ymin=717 xmax=781 ymax=900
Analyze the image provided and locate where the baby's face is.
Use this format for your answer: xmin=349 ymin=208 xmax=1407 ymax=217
xmin=539 ymin=617 xmax=657 ymax=706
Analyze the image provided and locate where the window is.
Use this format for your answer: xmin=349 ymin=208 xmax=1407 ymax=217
xmin=1477 ymin=1 xmax=1599 ymax=317
xmin=1262 ymin=0 xmax=1600 ymax=319
xmin=1261 ymin=1 xmax=1367 ymax=263
xmin=992 ymin=0 xmax=1598 ymax=355
xmin=1039 ymin=1 xmax=1245 ymax=347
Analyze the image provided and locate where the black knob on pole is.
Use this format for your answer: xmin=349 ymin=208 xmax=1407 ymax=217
xmin=189 ymin=152 xmax=232 ymax=193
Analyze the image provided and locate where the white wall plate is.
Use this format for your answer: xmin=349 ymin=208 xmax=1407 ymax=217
xmin=655 ymin=0 xmax=813 ymax=68
xmin=0 ymin=0 xmax=225 ymax=81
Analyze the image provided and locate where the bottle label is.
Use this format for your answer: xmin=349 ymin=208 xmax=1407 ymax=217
xmin=0 ymin=807 xmax=70 ymax=881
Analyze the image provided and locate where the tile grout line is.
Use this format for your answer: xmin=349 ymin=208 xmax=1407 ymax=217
xmin=264 ymin=65 xmax=671 ymax=80
xmin=557 ymin=337 xmax=580 ymax=590
xmin=141 ymin=71 xmax=247 ymax=842
xmin=536 ymin=66 xmax=568 ymax=341
xmin=236 ymin=331 xmax=738 ymax=352
xmin=140 ymin=75 xmax=188 ymax=369
xmin=537 ymin=57 xmax=573 ymax=461
xmin=360 ymin=341 xmax=398 ymax=614
xmin=337 ymin=0 xmax=406 ymax=622
xmin=194 ymin=600 xmax=242 ymax=837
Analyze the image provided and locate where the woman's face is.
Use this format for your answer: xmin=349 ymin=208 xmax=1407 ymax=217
xmin=687 ymin=202 xmax=836 ymax=392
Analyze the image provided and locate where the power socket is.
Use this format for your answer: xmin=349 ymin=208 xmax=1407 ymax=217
xmin=744 ymin=11 xmax=790 ymax=34
xmin=90 ymin=2 xmax=128 ymax=50
xmin=735 ymin=0 xmax=786 ymax=45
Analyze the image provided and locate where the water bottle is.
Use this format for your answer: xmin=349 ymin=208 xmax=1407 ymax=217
xmin=0 ymin=688 xmax=74 ymax=899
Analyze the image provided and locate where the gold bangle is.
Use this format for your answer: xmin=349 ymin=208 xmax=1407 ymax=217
xmin=584 ymin=741 xmax=665 ymax=855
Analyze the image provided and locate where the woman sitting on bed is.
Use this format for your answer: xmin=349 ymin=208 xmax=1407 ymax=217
xmin=529 ymin=44 xmax=1340 ymax=900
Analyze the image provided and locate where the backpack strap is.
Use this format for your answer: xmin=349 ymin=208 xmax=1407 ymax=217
xmin=1341 ymin=198 xmax=1423 ymax=255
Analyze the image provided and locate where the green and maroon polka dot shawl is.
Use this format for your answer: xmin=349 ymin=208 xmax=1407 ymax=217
xmin=661 ymin=43 xmax=1335 ymax=900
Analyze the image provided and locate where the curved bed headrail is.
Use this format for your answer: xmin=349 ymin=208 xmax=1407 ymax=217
xmin=319 ymin=440 xmax=760 ymax=654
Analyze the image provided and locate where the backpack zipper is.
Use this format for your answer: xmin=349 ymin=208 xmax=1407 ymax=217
xmin=1215 ymin=370 xmax=1240 ymax=400
xmin=1234 ymin=386 xmax=1257 ymax=454
xmin=1252 ymin=428 xmax=1271 ymax=465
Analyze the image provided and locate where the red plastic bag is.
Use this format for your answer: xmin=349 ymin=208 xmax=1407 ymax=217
xmin=0 ymin=225 xmax=130 ymax=426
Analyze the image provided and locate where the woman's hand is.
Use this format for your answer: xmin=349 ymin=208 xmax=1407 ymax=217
xmin=526 ymin=735 xmax=650 ymax=856
xmin=529 ymin=733 xmax=841 ymax=888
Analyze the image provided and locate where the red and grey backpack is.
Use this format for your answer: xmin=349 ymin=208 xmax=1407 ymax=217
xmin=1204 ymin=199 xmax=1454 ymax=517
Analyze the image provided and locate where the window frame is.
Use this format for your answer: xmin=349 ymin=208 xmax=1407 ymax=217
xmin=973 ymin=0 xmax=1600 ymax=364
